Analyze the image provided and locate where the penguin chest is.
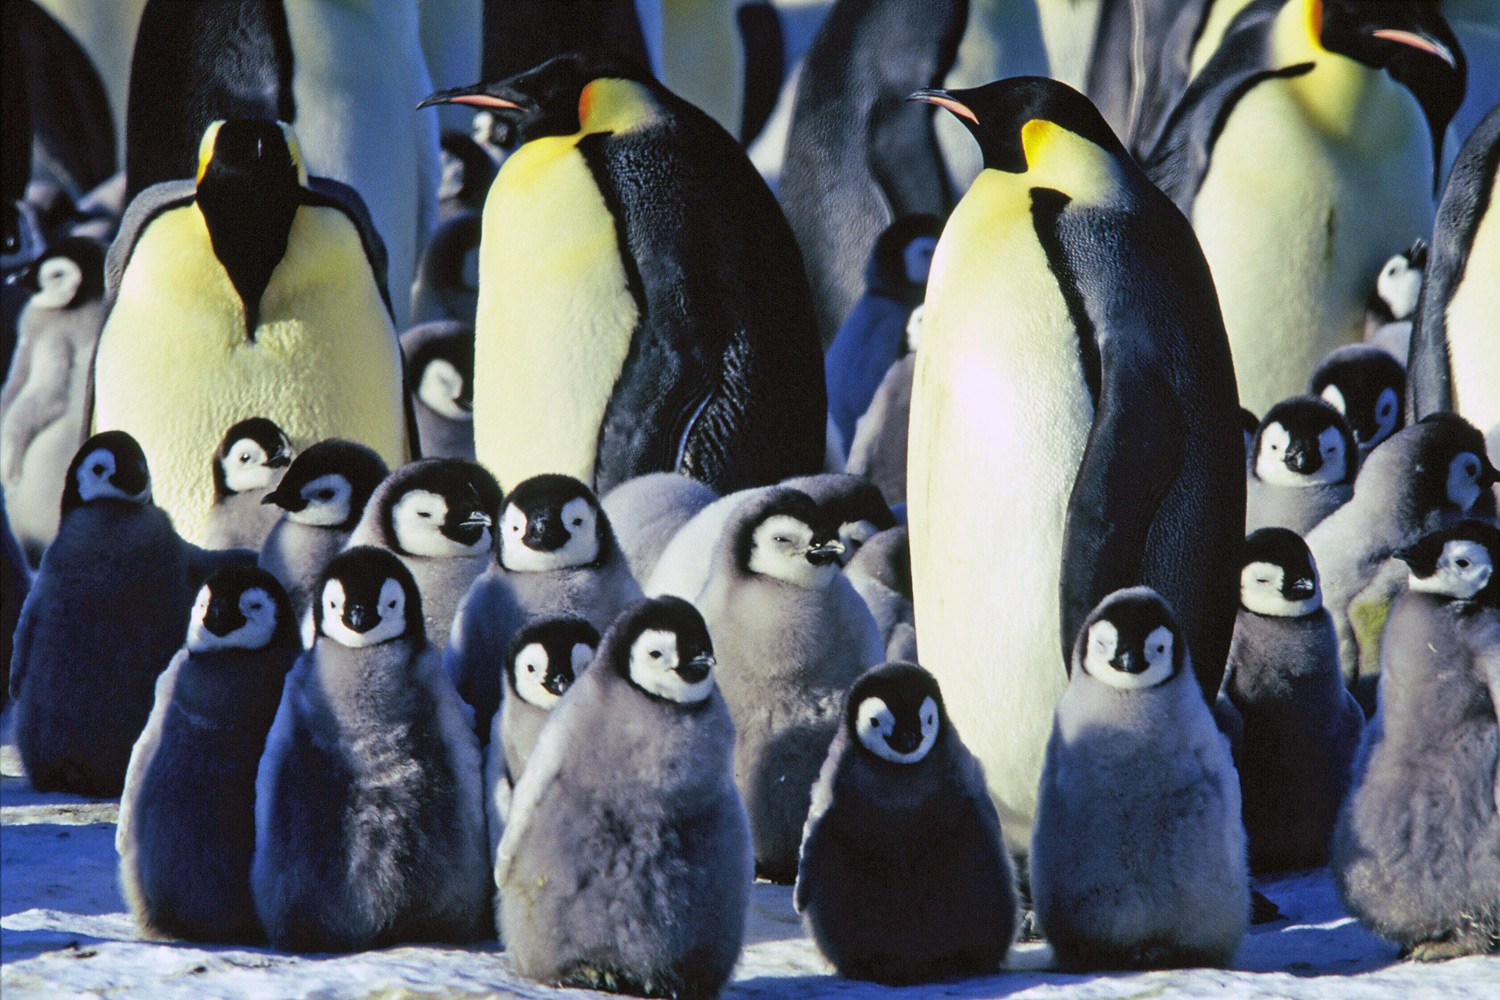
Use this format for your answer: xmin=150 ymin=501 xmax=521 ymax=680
xmin=1445 ymin=194 xmax=1500 ymax=444
xmin=473 ymin=136 xmax=640 ymax=491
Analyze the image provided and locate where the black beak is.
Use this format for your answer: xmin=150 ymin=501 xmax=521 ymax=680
xmin=111 ymin=460 xmax=149 ymax=498
xmin=343 ymin=604 xmax=376 ymax=634
xmin=887 ymin=728 xmax=922 ymax=755
xmin=542 ymin=668 xmax=573 ymax=697
xmin=419 ymin=84 xmax=526 ymax=112
xmin=523 ymin=513 xmax=570 ymax=552
xmin=1482 ymin=461 xmax=1500 ymax=488
xmin=1284 ymin=443 xmax=1320 ymax=475
xmin=805 ymin=540 xmax=846 ymax=567
xmin=1285 ymin=577 xmax=1316 ymax=600
xmin=202 ymin=598 xmax=245 ymax=638
xmin=1111 ymin=650 xmax=1146 ymax=675
xmin=262 ymin=484 xmax=303 ymax=510
xmin=907 ymin=88 xmax=978 ymax=123
xmin=266 ymin=449 xmax=291 ymax=469
xmin=675 ymin=653 xmax=714 ymax=685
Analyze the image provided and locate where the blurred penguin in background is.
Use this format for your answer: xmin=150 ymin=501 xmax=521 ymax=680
xmin=201 ymin=418 xmax=293 ymax=553
xmin=401 ymin=321 xmax=476 ymax=461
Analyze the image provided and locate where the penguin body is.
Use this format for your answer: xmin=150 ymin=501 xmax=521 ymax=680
xmin=409 ymin=214 xmax=480 ymax=326
xmin=201 ymin=417 xmax=292 ymax=552
xmin=117 ymin=567 xmax=298 ymax=943
xmin=1246 ymin=396 xmax=1357 ymax=535
xmin=1031 ymin=587 xmax=1249 ymax=970
xmin=1084 ymin=0 xmax=1215 ymax=154
xmin=1224 ymin=528 xmax=1363 ymax=872
xmin=795 ymin=662 xmax=1016 ymax=984
xmin=251 ymin=547 xmax=489 ymax=952
xmin=1363 ymin=239 xmax=1425 ymax=363
xmin=400 ymin=320 xmax=475 ymax=461
xmin=496 ymin=596 xmax=752 ymax=999
xmin=843 ymin=525 xmax=915 ymax=661
xmin=844 ymin=352 xmax=915 ymax=508
xmin=601 ymin=471 xmax=720 ymax=584
xmin=1310 ymin=343 xmax=1406 ymax=460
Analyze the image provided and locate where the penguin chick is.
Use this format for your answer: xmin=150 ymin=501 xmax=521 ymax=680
xmin=1224 ymin=528 xmax=1363 ymax=873
xmin=0 ymin=493 xmax=29 ymax=709
xmin=1332 ymin=520 xmax=1500 ymax=961
xmin=400 ymin=321 xmax=476 ymax=460
xmin=9 ymin=432 xmax=197 ymax=796
xmin=696 ymin=487 xmax=886 ymax=882
xmin=438 ymin=130 xmax=497 ymax=222
xmin=1364 ymin=239 xmax=1426 ymax=361
xmin=117 ymin=567 xmax=298 ymax=943
xmin=601 ymin=471 xmax=721 ymax=583
xmin=1247 ymin=397 xmax=1358 ymax=535
xmin=445 ymin=474 xmax=642 ymax=742
xmin=1242 ymin=407 xmax=1261 ymax=463
xmin=1031 ymin=587 xmax=1249 ymax=971
xmin=410 ymin=214 xmax=481 ymax=326
xmin=200 ymin=418 xmax=293 ymax=552
xmin=844 ymin=353 xmax=915 ymax=509
xmin=842 ymin=526 xmax=915 ymax=661
xmin=256 ymin=439 xmax=389 ymax=624
xmin=780 ymin=472 xmax=898 ymax=564
xmin=251 ymin=547 xmax=490 ymax=952
xmin=496 ymin=596 xmax=752 ymax=1000
xmin=796 ymin=662 xmax=1017 ymax=984
xmin=1310 ymin=344 xmax=1406 ymax=459
xmin=345 ymin=458 xmax=502 ymax=649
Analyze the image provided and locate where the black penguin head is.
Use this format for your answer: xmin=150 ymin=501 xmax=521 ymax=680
xmin=1395 ymin=520 xmax=1500 ymax=607
xmin=213 ymin=417 xmax=292 ymax=500
xmin=1072 ymin=587 xmax=1185 ymax=690
xmin=1252 ymin=396 xmax=1357 ymax=486
xmin=506 ymin=617 xmax=600 ymax=709
xmin=737 ymin=488 xmax=846 ymax=588
xmin=1309 ymin=345 xmax=1405 ymax=451
xmin=314 ymin=547 xmax=425 ymax=648
xmin=871 ymin=215 xmax=945 ymax=295
xmin=1403 ymin=413 xmax=1498 ymax=513
xmin=438 ymin=129 xmax=498 ymax=212
xmin=380 ymin=458 xmax=502 ymax=558
xmin=187 ymin=566 xmax=296 ymax=653
xmin=1366 ymin=238 xmax=1426 ymax=323
xmin=261 ymin=439 xmax=389 ymax=531
xmin=847 ymin=662 xmax=946 ymax=765
xmin=498 ymin=474 xmax=609 ymax=572
xmin=10 ymin=236 xmax=105 ymax=309
xmin=62 ymin=431 xmax=152 ymax=516
xmin=403 ymin=321 xmax=475 ymax=421
xmin=786 ymin=474 xmax=898 ymax=564
xmin=607 ymin=596 xmax=717 ymax=706
xmin=1241 ymin=528 xmax=1323 ymax=617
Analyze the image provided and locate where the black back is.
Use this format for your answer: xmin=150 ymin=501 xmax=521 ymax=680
xmin=481 ymin=0 xmax=649 ymax=89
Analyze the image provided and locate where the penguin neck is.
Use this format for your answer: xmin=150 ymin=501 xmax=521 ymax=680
xmin=311 ymin=636 xmax=423 ymax=719
xmin=577 ymin=78 xmax=665 ymax=137
xmin=1273 ymin=0 xmax=1387 ymax=142
xmin=196 ymin=171 xmax=300 ymax=340
xmin=1005 ymin=120 xmax=1123 ymax=210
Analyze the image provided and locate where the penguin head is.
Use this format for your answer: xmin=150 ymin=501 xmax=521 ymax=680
xmin=438 ymin=130 xmax=497 ymax=213
xmin=498 ymin=474 xmax=610 ymax=572
xmin=785 ymin=474 xmax=898 ymax=564
xmin=1396 ymin=520 xmax=1500 ymax=606
xmin=213 ymin=418 xmax=293 ymax=500
xmin=847 ymin=662 xmax=945 ymax=765
xmin=1241 ymin=528 xmax=1323 ymax=617
xmin=738 ymin=488 xmax=846 ymax=589
xmin=196 ymin=119 xmax=305 ymax=190
xmin=506 ymin=617 xmax=600 ymax=709
xmin=381 ymin=459 xmax=502 ymax=558
xmin=10 ymin=236 xmax=105 ymax=309
xmin=1072 ymin=587 xmax=1185 ymax=690
xmin=62 ymin=431 xmax=152 ymax=515
xmin=1310 ymin=345 xmax=1405 ymax=452
xmin=1253 ymin=397 xmax=1357 ymax=487
xmin=1405 ymin=413 xmax=1498 ymax=513
xmin=186 ymin=567 xmax=296 ymax=653
xmin=1242 ymin=407 xmax=1261 ymax=459
xmin=1367 ymin=239 xmax=1427 ymax=324
xmin=871 ymin=215 xmax=945 ymax=295
xmin=262 ymin=440 xmax=389 ymax=530
xmin=609 ymin=596 xmax=717 ymax=706
xmin=314 ymin=547 xmax=425 ymax=648
xmin=403 ymin=322 xmax=475 ymax=422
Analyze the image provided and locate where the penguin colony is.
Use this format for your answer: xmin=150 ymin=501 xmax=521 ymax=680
xmin=3 ymin=0 xmax=1499 ymax=994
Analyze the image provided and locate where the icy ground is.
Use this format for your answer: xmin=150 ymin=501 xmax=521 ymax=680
xmin=3 ymin=720 xmax=1495 ymax=1000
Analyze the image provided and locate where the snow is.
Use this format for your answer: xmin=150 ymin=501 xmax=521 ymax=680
xmin=3 ymin=715 xmax=1497 ymax=1000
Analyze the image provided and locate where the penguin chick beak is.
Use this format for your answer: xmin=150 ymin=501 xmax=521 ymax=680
xmin=1283 ymin=443 xmax=1320 ymax=475
xmin=1285 ymin=577 xmax=1316 ymax=601
xmin=887 ymin=728 xmax=922 ymax=755
xmin=266 ymin=450 xmax=291 ymax=469
xmin=805 ymin=540 xmax=846 ymax=567
xmin=1371 ymin=29 xmax=1457 ymax=68
xmin=419 ymin=85 xmax=525 ymax=112
xmin=262 ymin=484 xmax=303 ymax=511
xmin=1110 ymin=649 xmax=1146 ymax=675
xmin=523 ymin=515 xmax=570 ymax=552
xmin=202 ymin=598 xmax=246 ymax=638
xmin=343 ymin=604 xmax=376 ymax=634
xmin=906 ymin=89 xmax=978 ymax=124
xmin=675 ymin=654 xmax=715 ymax=685
xmin=111 ymin=461 xmax=151 ymax=500
xmin=542 ymin=669 xmax=574 ymax=697
xmin=1481 ymin=460 xmax=1500 ymax=488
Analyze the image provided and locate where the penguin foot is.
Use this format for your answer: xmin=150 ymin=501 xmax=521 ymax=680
xmin=1405 ymin=927 xmax=1499 ymax=962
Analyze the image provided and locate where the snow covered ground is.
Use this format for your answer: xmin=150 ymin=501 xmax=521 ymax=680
xmin=3 ymin=719 xmax=1496 ymax=1000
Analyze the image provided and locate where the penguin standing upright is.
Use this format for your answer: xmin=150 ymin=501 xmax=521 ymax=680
xmin=201 ymin=418 xmax=293 ymax=552
xmin=601 ymin=471 xmax=721 ymax=584
xmin=906 ymin=77 xmax=1243 ymax=842
xmin=400 ymin=321 xmax=476 ymax=460
xmin=420 ymin=52 xmax=824 ymax=496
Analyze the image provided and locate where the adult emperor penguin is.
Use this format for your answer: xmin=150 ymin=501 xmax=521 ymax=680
xmin=1142 ymin=0 xmax=1465 ymax=413
xmin=400 ymin=321 xmax=475 ymax=460
xmin=1332 ymin=519 xmax=1500 ymax=960
xmin=1310 ymin=344 xmax=1406 ymax=459
xmin=1246 ymin=396 xmax=1357 ymax=535
xmin=200 ymin=418 xmax=292 ymax=552
xmin=601 ymin=471 xmax=721 ymax=583
xmin=1408 ymin=102 xmax=1500 ymax=456
xmin=495 ymin=596 xmax=753 ymax=999
xmin=93 ymin=118 xmax=414 ymax=543
xmin=251 ymin=547 xmax=490 ymax=952
xmin=906 ymin=77 xmax=1244 ymax=842
xmin=419 ymin=51 xmax=825 ymax=496
xmin=117 ymin=567 xmax=298 ymax=943
xmin=795 ymin=663 xmax=1017 ymax=984
xmin=1031 ymin=588 xmax=1249 ymax=970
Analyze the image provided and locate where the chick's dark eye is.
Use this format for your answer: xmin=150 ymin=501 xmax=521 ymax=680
xmin=1457 ymin=559 xmax=1470 ymax=569
xmin=92 ymin=464 xmax=105 ymax=475
xmin=649 ymin=650 xmax=662 ymax=659
xmin=317 ymin=490 xmax=334 ymax=501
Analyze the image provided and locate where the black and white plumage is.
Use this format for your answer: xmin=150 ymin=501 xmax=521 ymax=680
xmin=251 ymin=547 xmax=489 ymax=952
xmin=117 ymin=566 xmax=298 ymax=943
xmin=1310 ymin=344 xmax=1406 ymax=460
xmin=1362 ymin=240 xmax=1425 ymax=363
xmin=400 ymin=320 xmax=476 ymax=460
xmin=795 ymin=662 xmax=1016 ymax=984
xmin=495 ymin=596 xmax=752 ymax=1000
xmin=601 ymin=471 xmax=721 ymax=584
xmin=842 ymin=525 xmax=915 ymax=662
xmin=1246 ymin=396 xmax=1357 ymax=535
xmin=201 ymin=418 xmax=293 ymax=552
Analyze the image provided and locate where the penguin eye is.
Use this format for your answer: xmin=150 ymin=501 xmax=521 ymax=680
xmin=1457 ymin=558 xmax=1471 ymax=569
xmin=526 ymin=662 xmax=538 ymax=674
xmin=774 ymin=536 xmax=789 ymax=545
xmin=649 ymin=650 xmax=662 ymax=659
xmin=92 ymin=463 xmax=106 ymax=475
xmin=572 ymin=518 xmax=583 ymax=527
xmin=316 ymin=489 xmax=334 ymax=501
xmin=1255 ymin=576 xmax=1271 ymax=585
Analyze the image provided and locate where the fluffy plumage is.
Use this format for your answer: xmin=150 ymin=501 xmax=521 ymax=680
xmin=1245 ymin=396 xmax=1357 ymax=535
xmin=201 ymin=417 xmax=293 ymax=551
xmin=601 ymin=471 xmax=720 ymax=584
xmin=1309 ymin=344 xmax=1405 ymax=459
xmin=844 ymin=353 xmax=914 ymax=509
xmin=843 ymin=526 xmax=915 ymax=661
xmin=400 ymin=320 xmax=475 ymax=460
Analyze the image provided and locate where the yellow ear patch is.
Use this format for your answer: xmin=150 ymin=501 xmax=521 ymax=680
xmin=1018 ymin=119 xmax=1119 ymax=206
xmin=577 ymin=78 xmax=664 ymax=136
xmin=197 ymin=121 xmax=226 ymax=183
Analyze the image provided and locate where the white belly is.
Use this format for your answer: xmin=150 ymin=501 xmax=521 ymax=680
xmin=1446 ymin=191 xmax=1500 ymax=453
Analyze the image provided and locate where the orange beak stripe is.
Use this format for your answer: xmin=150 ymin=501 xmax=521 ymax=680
xmin=1372 ymin=29 xmax=1457 ymax=69
xmin=912 ymin=93 xmax=978 ymax=124
xmin=441 ymin=94 xmax=523 ymax=110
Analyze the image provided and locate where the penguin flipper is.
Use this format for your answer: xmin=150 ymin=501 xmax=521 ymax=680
xmin=736 ymin=0 xmax=784 ymax=147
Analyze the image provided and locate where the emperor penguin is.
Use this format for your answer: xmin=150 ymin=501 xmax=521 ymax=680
xmin=400 ymin=321 xmax=476 ymax=461
xmin=93 ymin=118 xmax=414 ymax=543
xmin=1031 ymin=587 xmax=1249 ymax=971
xmin=1310 ymin=344 xmax=1406 ymax=459
xmin=1363 ymin=239 xmax=1425 ymax=362
xmin=906 ymin=77 xmax=1244 ymax=843
xmin=117 ymin=566 xmax=299 ymax=943
xmin=344 ymin=457 xmax=502 ymax=649
xmin=694 ymin=487 xmax=885 ymax=882
xmin=257 ymin=439 xmax=389 ymax=624
xmin=200 ymin=418 xmax=292 ymax=552
xmin=0 ymin=235 xmax=106 ymax=561
xmin=1223 ymin=528 xmax=1363 ymax=873
xmin=845 ymin=352 xmax=916 ymax=509
xmin=795 ymin=662 xmax=1018 ymax=984
xmin=495 ymin=596 xmax=753 ymax=999
xmin=1084 ymin=0 xmax=1217 ymax=155
xmin=1141 ymin=0 xmax=1465 ymax=413
xmin=445 ymin=474 xmax=642 ymax=742
xmin=843 ymin=525 xmax=917 ymax=661
xmin=251 ymin=547 xmax=490 ymax=952
xmin=600 ymin=471 xmax=721 ymax=583
xmin=1332 ymin=519 xmax=1500 ymax=960
xmin=409 ymin=214 xmax=480 ymax=326
xmin=437 ymin=131 xmax=496 ymax=222
xmin=1409 ymin=102 xmax=1500 ymax=456
xmin=419 ymin=51 xmax=825 ymax=496
xmin=1246 ymin=396 xmax=1357 ymax=535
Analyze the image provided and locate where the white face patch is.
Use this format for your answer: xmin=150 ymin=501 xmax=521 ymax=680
xmin=187 ymin=585 xmax=279 ymax=652
xmin=391 ymin=488 xmax=489 ymax=558
xmin=856 ymin=695 xmax=939 ymax=764
xmin=512 ymin=642 xmax=562 ymax=708
xmin=748 ymin=514 xmax=838 ymax=588
xmin=1319 ymin=384 xmax=1347 ymax=416
xmin=319 ymin=577 xmax=408 ymax=647
xmin=1446 ymin=452 xmax=1486 ymax=511
xmin=1255 ymin=423 xmax=1345 ymax=485
xmin=75 ymin=448 xmax=150 ymax=504
xmin=1377 ymin=253 xmax=1422 ymax=320
xmin=222 ymin=438 xmax=276 ymax=493
xmin=1240 ymin=561 xmax=1321 ymax=616
xmin=499 ymin=497 xmax=601 ymax=571
xmin=288 ymin=473 xmax=353 ymax=526
xmin=32 ymin=256 xmax=83 ymax=309
xmin=1082 ymin=621 xmax=1175 ymax=689
xmin=417 ymin=359 xmax=472 ymax=422
xmin=1409 ymin=539 xmax=1494 ymax=600
xmin=628 ymin=628 xmax=714 ymax=704
xmin=1370 ymin=387 xmax=1399 ymax=446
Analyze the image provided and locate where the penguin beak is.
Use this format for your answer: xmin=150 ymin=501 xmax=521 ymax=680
xmin=202 ymin=597 xmax=246 ymax=638
xmin=343 ymin=604 xmax=376 ymax=634
xmin=906 ymin=89 xmax=978 ymax=124
xmin=1285 ymin=577 xmax=1317 ymax=601
xmin=419 ymin=85 xmax=525 ymax=112
xmin=1110 ymin=650 xmax=1146 ymax=675
xmin=454 ymin=394 xmax=474 ymax=414
xmin=1481 ymin=460 xmax=1500 ymax=489
xmin=523 ymin=514 xmax=570 ymax=552
xmin=1371 ymin=29 xmax=1457 ymax=69
xmin=266 ymin=447 xmax=291 ymax=469
xmin=112 ymin=460 xmax=150 ymax=500
xmin=262 ymin=484 xmax=303 ymax=511
xmin=675 ymin=653 xmax=715 ymax=685
xmin=542 ymin=669 xmax=573 ymax=697
xmin=887 ymin=728 xmax=921 ymax=755
xmin=1283 ymin=442 xmax=1320 ymax=475
xmin=805 ymin=540 xmax=846 ymax=567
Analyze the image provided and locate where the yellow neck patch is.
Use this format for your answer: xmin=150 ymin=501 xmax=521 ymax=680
xmin=578 ymin=78 xmax=664 ymax=136
xmin=1017 ymin=119 xmax=1119 ymax=207
xmin=1274 ymin=0 xmax=1375 ymax=139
